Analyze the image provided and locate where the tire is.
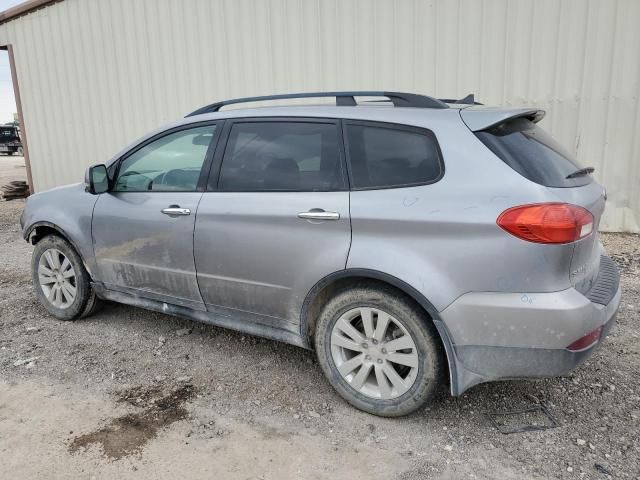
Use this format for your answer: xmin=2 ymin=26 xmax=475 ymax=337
xmin=314 ymin=285 xmax=445 ymax=417
xmin=31 ymin=235 xmax=100 ymax=321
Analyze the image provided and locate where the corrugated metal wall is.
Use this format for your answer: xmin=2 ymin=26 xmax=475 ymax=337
xmin=0 ymin=0 xmax=638 ymax=231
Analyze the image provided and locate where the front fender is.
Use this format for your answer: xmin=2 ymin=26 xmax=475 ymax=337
xmin=21 ymin=183 xmax=99 ymax=276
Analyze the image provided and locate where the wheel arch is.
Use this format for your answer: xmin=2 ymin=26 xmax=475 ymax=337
xmin=300 ymin=268 xmax=459 ymax=393
xmin=25 ymin=221 xmax=95 ymax=278
xmin=25 ymin=221 xmax=76 ymax=247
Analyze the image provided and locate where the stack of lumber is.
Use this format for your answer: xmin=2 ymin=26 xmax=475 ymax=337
xmin=0 ymin=180 xmax=29 ymax=200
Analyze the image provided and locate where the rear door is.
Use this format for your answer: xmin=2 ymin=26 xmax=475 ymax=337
xmin=193 ymin=118 xmax=351 ymax=329
xmin=92 ymin=123 xmax=220 ymax=309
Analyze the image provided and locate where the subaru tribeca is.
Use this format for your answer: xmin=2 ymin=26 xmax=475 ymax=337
xmin=20 ymin=92 xmax=620 ymax=416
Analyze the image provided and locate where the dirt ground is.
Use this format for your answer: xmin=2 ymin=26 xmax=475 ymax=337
xmin=0 ymin=155 xmax=27 ymax=185
xmin=0 ymin=158 xmax=638 ymax=479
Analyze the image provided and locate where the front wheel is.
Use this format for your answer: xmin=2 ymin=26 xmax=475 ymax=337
xmin=31 ymin=235 xmax=100 ymax=320
xmin=314 ymin=285 xmax=445 ymax=417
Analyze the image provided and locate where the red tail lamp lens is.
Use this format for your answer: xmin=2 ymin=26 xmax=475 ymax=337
xmin=497 ymin=203 xmax=593 ymax=244
xmin=566 ymin=326 xmax=603 ymax=351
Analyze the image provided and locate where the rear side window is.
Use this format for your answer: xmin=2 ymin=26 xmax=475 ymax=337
xmin=345 ymin=122 xmax=443 ymax=189
xmin=475 ymin=118 xmax=592 ymax=187
xmin=218 ymin=121 xmax=343 ymax=191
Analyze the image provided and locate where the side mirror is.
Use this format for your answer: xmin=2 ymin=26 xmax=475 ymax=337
xmin=84 ymin=164 xmax=109 ymax=194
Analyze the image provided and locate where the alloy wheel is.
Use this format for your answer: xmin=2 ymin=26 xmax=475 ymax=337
xmin=38 ymin=248 xmax=77 ymax=309
xmin=330 ymin=307 xmax=419 ymax=400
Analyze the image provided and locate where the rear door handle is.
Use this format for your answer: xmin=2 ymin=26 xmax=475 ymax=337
xmin=161 ymin=206 xmax=191 ymax=216
xmin=297 ymin=209 xmax=340 ymax=221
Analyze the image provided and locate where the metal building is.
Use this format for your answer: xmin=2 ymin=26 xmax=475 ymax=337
xmin=0 ymin=0 xmax=638 ymax=232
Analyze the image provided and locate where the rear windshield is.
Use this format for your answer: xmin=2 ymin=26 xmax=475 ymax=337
xmin=475 ymin=117 xmax=592 ymax=188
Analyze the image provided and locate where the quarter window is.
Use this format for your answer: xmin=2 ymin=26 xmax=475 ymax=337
xmin=218 ymin=122 xmax=343 ymax=191
xmin=345 ymin=123 xmax=443 ymax=189
xmin=114 ymin=125 xmax=216 ymax=192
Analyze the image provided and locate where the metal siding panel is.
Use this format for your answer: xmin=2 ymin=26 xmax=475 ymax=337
xmin=456 ymin=0 xmax=483 ymax=98
xmin=22 ymin=12 xmax=52 ymax=190
xmin=105 ymin=0 xmax=134 ymax=147
xmin=47 ymin=5 xmax=74 ymax=183
xmin=626 ymin=0 xmax=640 ymax=233
xmin=435 ymin=0 xmax=458 ymax=96
xmin=479 ymin=0 xmax=508 ymax=104
xmin=371 ymin=0 xmax=394 ymax=89
xmin=600 ymin=0 xmax=640 ymax=231
xmin=0 ymin=0 xmax=637 ymax=231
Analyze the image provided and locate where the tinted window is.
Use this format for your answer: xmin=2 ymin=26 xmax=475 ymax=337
xmin=345 ymin=123 xmax=443 ymax=189
xmin=218 ymin=122 xmax=342 ymax=191
xmin=475 ymin=118 xmax=592 ymax=187
xmin=114 ymin=125 xmax=215 ymax=192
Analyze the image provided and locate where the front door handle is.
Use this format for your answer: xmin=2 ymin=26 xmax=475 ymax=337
xmin=297 ymin=209 xmax=340 ymax=221
xmin=161 ymin=206 xmax=191 ymax=216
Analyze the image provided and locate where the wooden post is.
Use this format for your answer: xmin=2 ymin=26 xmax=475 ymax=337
xmin=3 ymin=44 xmax=34 ymax=194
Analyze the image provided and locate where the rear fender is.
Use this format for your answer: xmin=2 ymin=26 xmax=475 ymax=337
xmin=300 ymin=268 xmax=460 ymax=395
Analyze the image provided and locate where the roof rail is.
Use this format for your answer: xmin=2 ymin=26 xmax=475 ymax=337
xmin=185 ymin=91 xmax=449 ymax=117
xmin=439 ymin=93 xmax=483 ymax=105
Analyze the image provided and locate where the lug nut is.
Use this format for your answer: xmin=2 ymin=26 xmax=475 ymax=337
xmin=361 ymin=342 xmax=368 ymax=349
xmin=377 ymin=359 xmax=383 ymax=364
xmin=381 ymin=348 xmax=387 ymax=354
xmin=371 ymin=339 xmax=378 ymax=345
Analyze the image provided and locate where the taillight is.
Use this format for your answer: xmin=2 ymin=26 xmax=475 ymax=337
xmin=566 ymin=326 xmax=603 ymax=351
xmin=497 ymin=203 xmax=593 ymax=244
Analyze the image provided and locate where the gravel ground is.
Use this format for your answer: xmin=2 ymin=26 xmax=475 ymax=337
xmin=0 ymin=193 xmax=638 ymax=479
xmin=0 ymin=155 xmax=27 ymax=185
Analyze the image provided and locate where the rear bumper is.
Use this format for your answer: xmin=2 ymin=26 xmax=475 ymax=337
xmin=439 ymin=257 xmax=621 ymax=395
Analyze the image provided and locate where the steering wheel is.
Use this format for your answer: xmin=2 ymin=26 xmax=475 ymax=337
xmin=116 ymin=170 xmax=151 ymax=190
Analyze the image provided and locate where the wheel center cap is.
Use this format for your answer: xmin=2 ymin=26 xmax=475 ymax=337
xmin=366 ymin=343 xmax=386 ymax=362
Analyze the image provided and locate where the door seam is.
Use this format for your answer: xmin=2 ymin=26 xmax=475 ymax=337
xmin=192 ymin=191 xmax=207 ymax=306
xmin=345 ymin=190 xmax=353 ymax=269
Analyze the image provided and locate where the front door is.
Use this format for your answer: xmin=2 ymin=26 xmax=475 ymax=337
xmin=194 ymin=119 xmax=351 ymax=328
xmin=92 ymin=123 xmax=219 ymax=310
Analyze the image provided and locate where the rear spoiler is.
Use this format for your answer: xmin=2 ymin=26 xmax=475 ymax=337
xmin=460 ymin=107 xmax=545 ymax=132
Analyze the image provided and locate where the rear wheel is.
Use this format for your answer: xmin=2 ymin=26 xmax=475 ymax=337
xmin=31 ymin=235 xmax=100 ymax=320
xmin=314 ymin=285 xmax=444 ymax=417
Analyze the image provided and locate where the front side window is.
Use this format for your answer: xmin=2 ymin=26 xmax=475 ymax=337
xmin=218 ymin=121 xmax=343 ymax=191
xmin=345 ymin=122 xmax=443 ymax=189
xmin=114 ymin=125 xmax=216 ymax=192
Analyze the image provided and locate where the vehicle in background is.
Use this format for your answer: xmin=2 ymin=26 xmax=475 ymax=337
xmin=0 ymin=124 xmax=22 ymax=156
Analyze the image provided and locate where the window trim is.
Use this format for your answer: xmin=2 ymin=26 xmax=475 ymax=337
xmin=112 ymin=121 xmax=223 ymax=193
xmin=342 ymin=119 xmax=445 ymax=191
xmin=206 ymin=117 xmax=349 ymax=193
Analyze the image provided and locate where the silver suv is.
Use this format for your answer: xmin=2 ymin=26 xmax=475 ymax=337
xmin=20 ymin=92 xmax=621 ymax=416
